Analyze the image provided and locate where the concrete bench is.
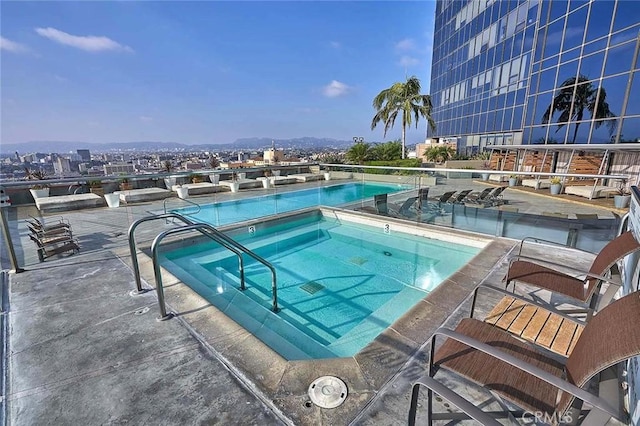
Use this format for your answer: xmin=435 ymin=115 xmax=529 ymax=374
xmin=35 ymin=193 xmax=103 ymax=212
xmin=170 ymin=183 xmax=223 ymax=195
xmin=288 ymin=173 xmax=323 ymax=182
xmin=117 ymin=188 xmax=171 ymax=203
xmin=219 ymin=179 xmax=262 ymax=189
xmin=256 ymin=176 xmax=298 ymax=185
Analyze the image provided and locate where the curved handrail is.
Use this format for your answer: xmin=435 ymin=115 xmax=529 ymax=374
xmin=127 ymin=213 xmax=279 ymax=319
xmin=127 ymin=213 xmax=246 ymax=294
xmin=163 ymin=197 xmax=201 ymax=216
xmin=151 ymin=223 xmax=279 ymax=320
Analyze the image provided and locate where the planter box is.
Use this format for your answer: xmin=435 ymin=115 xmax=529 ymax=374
xmin=104 ymin=193 xmax=120 ymax=208
xmin=29 ymin=188 xmax=50 ymax=199
xmin=614 ymin=195 xmax=631 ymax=209
xmin=176 ymin=187 xmax=189 ymax=199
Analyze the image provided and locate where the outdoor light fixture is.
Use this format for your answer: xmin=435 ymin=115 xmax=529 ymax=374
xmin=353 ymin=137 xmax=364 ymax=143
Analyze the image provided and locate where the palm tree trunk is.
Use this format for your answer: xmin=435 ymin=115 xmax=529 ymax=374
xmin=401 ymin=126 xmax=406 ymax=159
xmin=572 ymin=122 xmax=580 ymax=144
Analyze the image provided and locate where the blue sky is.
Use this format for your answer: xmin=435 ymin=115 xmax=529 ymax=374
xmin=1 ymin=1 xmax=436 ymax=146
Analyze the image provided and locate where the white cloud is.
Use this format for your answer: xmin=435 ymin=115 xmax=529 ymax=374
xmin=329 ymin=41 xmax=341 ymax=49
xmin=322 ymin=80 xmax=352 ymax=98
xmin=395 ymin=38 xmax=416 ymax=51
xmin=35 ymin=27 xmax=134 ymax=53
xmin=139 ymin=116 xmax=153 ymax=122
xmin=1 ymin=36 xmax=29 ymax=53
xmin=399 ymin=55 xmax=420 ymax=67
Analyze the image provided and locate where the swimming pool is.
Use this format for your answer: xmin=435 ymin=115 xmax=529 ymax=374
xmin=158 ymin=211 xmax=481 ymax=360
xmin=173 ymin=182 xmax=410 ymax=226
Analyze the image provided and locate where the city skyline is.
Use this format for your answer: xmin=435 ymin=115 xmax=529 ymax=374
xmin=1 ymin=1 xmax=436 ymax=146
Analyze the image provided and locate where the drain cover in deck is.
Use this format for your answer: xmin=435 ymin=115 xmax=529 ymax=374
xmin=308 ymin=376 xmax=348 ymax=408
xmin=300 ymin=281 xmax=324 ymax=295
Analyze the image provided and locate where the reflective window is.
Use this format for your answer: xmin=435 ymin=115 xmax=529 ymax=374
xmin=541 ymin=55 xmax=559 ymax=70
xmin=525 ymin=95 xmax=537 ymax=125
xmin=538 ymin=68 xmax=558 ymax=92
xmin=561 ymin=46 xmax=581 ymax=63
xmin=569 ymin=0 xmax=588 ymax=12
xmin=530 ymin=125 xmax=552 ymax=144
xmin=535 ymin=92 xmax=554 ymax=127
xmin=591 ymin=118 xmax=619 ymax=143
xmin=585 ymin=1 xmax=614 ymax=42
xmin=534 ymin=27 xmax=546 ymax=62
xmin=604 ymin=42 xmax=636 ymax=77
xmin=625 ymin=73 xmax=640 ymax=116
xmin=619 ymin=117 xmax=640 ymax=142
xmin=523 ymin=127 xmax=533 ymax=144
xmin=568 ymin=118 xmax=592 ymax=144
xmin=503 ymin=107 xmax=513 ymax=129
xmin=609 ymin=26 xmax=640 ymax=49
xmin=582 ymin=37 xmax=607 ymax=56
xmin=543 ymin=19 xmax=564 ymax=58
xmin=596 ymin=74 xmax=629 ymax=119
xmin=513 ymin=106 xmax=524 ymax=128
xmin=613 ymin=0 xmax=640 ymax=32
xmin=549 ymin=0 xmax=568 ymax=22
xmin=563 ymin=7 xmax=588 ymax=51
xmin=579 ymin=51 xmax=605 ymax=78
xmin=557 ymin=59 xmax=579 ymax=83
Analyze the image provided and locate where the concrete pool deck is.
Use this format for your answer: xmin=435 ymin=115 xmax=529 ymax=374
xmin=1 ymin=178 xmax=623 ymax=425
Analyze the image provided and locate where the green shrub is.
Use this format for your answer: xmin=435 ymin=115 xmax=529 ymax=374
xmin=361 ymin=159 xmax=423 ymax=175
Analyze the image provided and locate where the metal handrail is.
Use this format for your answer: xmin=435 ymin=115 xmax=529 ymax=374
xmin=128 ymin=213 xmax=247 ymax=294
xmin=127 ymin=213 xmax=278 ymax=319
xmin=163 ymin=197 xmax=201 ymax=216
xmin=151 ymin=223 xmax=279 ymax=320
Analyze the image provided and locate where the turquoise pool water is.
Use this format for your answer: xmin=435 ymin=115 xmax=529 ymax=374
xmin=160 ymin=213 xmax=480 ymax=360
xmin=173 ymin=182 xmax=409 ymax=225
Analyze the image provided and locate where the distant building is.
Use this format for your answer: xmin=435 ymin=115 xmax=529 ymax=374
xmin=54 ymin=157 xmax=72 ymax=175
xmin=103 ymin=163 xmax=135 ymax=175
xmin=77 ymin=149 xmax=91 ymax=162
xmin=183 ymin=162 xmax=203 ymax=170
xmin=263 ymin=141 xmax=284 ymax=165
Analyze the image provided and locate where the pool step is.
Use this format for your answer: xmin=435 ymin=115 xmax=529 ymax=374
xmin=164 ymin=255 xmax=338 ymax=360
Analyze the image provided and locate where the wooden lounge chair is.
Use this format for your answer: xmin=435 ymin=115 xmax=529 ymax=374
xmin=408 ymin=291 xmax=640 ymax=425
xmin=29 ymin=234 xmax=80 ymax=262
xmin=505 ymin=231 xmax=640 ymax=313
xmin=27 ymin=215 xmax=71 ymax=232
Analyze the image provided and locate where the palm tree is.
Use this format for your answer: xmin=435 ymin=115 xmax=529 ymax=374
xmin=345 ymin=141 xmax=372 ymax=165
xmin=370 ymin=141 xmax=402 ymax=161
xmin=542 ymin=74 xmax=616 ymax=144
xmin=371 ymin=76 xmax=436 ymax=159
xmin=424 ymin=145 xmax=455 ymax=164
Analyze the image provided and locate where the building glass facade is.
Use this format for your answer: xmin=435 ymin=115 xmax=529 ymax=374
xmin=430 ymin=0 xmax=640 ymax=155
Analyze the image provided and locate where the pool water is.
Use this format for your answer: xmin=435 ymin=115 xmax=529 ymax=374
xmin=160 ymin=214 xmax=480 ymax=360
xmin=174 ymin=182 xmax=409 ymax=226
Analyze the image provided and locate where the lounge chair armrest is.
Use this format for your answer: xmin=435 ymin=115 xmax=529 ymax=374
xmin=409 ymin=375 xmax=502 ymax=426
xmin=472 ymin=284 xmax=588 ymax=325
xmin=432 ymin=327 xmax=621 ymax=419
xmin=507 ymin=255 xmax=622 ymax=286
xmin=518 ymin=237 xmax=594 ymax=256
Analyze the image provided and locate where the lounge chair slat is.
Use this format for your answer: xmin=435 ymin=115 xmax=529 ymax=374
xmin=507 ymin=303 xmax=537 ymax=335
xmin=521 ymin=309 xmax=551 ymax=341
xmin=484 ymin=296 xmax=515 ymax=324
xmin=494 ymin=299 xmax=527 ymax=329
xmin=535 ymin=313 xmax=563 ymax=348
xmin=550 ymin=319 xmax=579 ymax=355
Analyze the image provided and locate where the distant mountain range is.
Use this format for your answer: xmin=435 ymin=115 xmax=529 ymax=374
xmin=1 ymin=137 xmax=355 ymax=154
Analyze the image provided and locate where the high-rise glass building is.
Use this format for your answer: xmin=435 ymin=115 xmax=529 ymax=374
xmin=429 ymin=0 xmax=640 ymax=155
